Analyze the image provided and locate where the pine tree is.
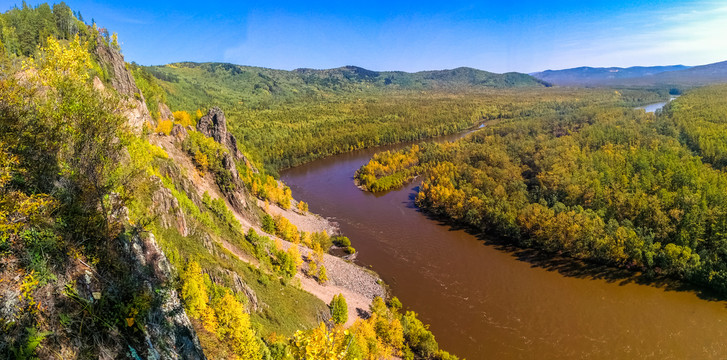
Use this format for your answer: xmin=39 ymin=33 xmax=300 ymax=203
xmin=330 ymin=293 xmax=347 ymax=325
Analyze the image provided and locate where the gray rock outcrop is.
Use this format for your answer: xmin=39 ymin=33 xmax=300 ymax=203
xmin=196 ymin=107 xmax=243 ymax=159
xmin=150 ymin=176 xmax=188 ymax=237
xmin=124 ymin=232 xmax=206 ymax=360
xmin=159 ymin=102 xmax=174 ymax=121
xmin=94 ymin=39 xmax=152 ymax=132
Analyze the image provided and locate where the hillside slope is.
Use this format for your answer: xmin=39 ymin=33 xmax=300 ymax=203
xmin=145 ymin=62 xmax=549 ymax=108
xmin=532 ymin=61 xmax=727 ymax=87
xmin=619 ymin=60 xmax=727 ymax=86
xmin=531 ymin=65 xmax=689 ymax=86
xmin=0 ymin=4 xmax=462 ymax=359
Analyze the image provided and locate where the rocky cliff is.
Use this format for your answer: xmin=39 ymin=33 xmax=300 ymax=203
xmin=197 ymin=106 xmax=243 ymax=160
xmin=94 ymin=39 xmax=152 ymax=132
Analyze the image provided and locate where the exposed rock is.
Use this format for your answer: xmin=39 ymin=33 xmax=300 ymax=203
xmin=150 ymin=176 xmax=188 ymax=237
xmin=159 ymin=102 xmax=174 ymax=121
xmin=156 ymin=161 xmax=203 ymax=209
xmin=94 ymin=40 xmax=136 ymax=97
xmin=93 ymin=76 xmax=105 ymax=92
xmin=94 ymin=39 xmax=152 ymax=132
xmin=125 ymin=232 xmax=206 ymax=360
xmin=226 ymin=270 xmax=262 ymax=313
xmin=221 ymin=152 xmax=239 ymax=182
xmin=197 ymin=107 xmax=243 ymax=159
xmin=205 ymin=269 xmax=265 ymax=314
xmin=171 ymin=124 xmax=188 ymax=142
xmin=200 ymin=233 xmax=220 ymax=258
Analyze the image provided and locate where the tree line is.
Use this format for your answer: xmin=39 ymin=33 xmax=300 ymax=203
xmin=357 ymin=87 xmax=727 ymax=295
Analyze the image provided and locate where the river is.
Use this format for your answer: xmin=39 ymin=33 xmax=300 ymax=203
xmin=636 ymin=96 xmax=679 ymax=113
xmin=280 ymin=125 xmax=727 ymax=359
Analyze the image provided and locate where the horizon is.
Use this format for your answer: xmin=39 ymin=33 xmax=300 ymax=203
xmin=153 ymin=61 xmax=703 ymax=76
xmin=10 ymin=1 xmax=727 ymax=73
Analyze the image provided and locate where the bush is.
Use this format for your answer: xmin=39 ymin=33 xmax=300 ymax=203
xmin=317 ymin=265 xmax=328 ymax=284
xmin=332 ymin=236 xmax=351 ymax=248
xmin=154 ymin=119 xmax=173 ymax=135
xmin=262 ymin=214 xmax=275 ymax=234
xmin=402 ymin=311 xmax=439 ymax=358
xmin=296 ymin=201 xmax=309 ymax=213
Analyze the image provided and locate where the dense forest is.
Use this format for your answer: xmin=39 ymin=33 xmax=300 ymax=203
xmin=141 ymin=61 xmax=666 ymax=172
xmin=357 ymin=86 xmax=727 ymax=295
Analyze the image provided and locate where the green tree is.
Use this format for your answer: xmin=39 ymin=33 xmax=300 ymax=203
xmin=330 ymin=293 xmax=348 ymax=325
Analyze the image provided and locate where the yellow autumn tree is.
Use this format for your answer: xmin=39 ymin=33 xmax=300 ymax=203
xmin=23 ymin=35 xmax=91 ymax=87
xmin=289 ymin=322 xmax=349 ymax=360
xmin=212 ymin=293 xmax=261 ymax=359
xmin=155 ymin=119 xmax=173 ymax=135
xmin=179 ymin=261 xmax=217 ymax=333
xmin=173 ymin=110 xmax=194 ymax=127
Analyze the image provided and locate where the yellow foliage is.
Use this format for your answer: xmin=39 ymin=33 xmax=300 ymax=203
xmin=212 ymin=293 xmax=261 ymax=359
xmin=274 ymin=214 xmax=300 ymax=242
xmin=194 ymin=151 xmax=209 ymax=176
xmin=126 ymin=136 xmax=168 ymax=175
xmin=23 ymin=35 xmax=91 ymax=87
xmin=155 ymin=119 xmax=173 ymax=135
xmin=297 ymin=201 xmax=309 ymax=213
xmin=317 ymin=265 xmax=328 ymax=284
xmin=173 ymin=110 xmax=194 ymax=127
xmin=350 ymin=318 xmax=388 ymax=360
xmin=180 ymin=261 xmax=209 ymax=319
xmin=0 ymin=146 xmax=57 ymax=238
xmin=289 ymin=322 xmax=349 ymax=360
xmin=287 ymin=245 xmax=302 ymax=269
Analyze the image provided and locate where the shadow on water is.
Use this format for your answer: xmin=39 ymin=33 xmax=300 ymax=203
xmin=402 ymin=186 xmax=727 ymax=304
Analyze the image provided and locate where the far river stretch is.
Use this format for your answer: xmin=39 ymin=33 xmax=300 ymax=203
xmin=281 ymin=102 xmax=726 ymax=359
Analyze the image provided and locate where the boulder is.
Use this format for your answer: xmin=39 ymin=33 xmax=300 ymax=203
xmin=171 ymin=124 xmax=188 ymax=141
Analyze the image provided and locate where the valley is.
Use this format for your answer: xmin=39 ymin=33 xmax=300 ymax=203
xmin=2 ymin=2 xmax=727 ymax=360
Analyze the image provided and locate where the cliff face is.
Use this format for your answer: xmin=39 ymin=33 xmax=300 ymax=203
xmin=197 ymin=106 xmax=243 ymax=160
xmin=195 ymin=107 xmax=258 ymax=216
xmin=94 ymin=40 xmax=152 ymax=132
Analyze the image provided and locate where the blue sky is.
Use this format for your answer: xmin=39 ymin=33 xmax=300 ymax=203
xmin=11 ymin=0 xmax=727 ymax=73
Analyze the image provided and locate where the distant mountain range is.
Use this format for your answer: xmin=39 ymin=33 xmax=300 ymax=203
xmin=531 ymin=61 xmax=727 ymax=87
xmin=145 ymin=62 xmax=549 ymax=108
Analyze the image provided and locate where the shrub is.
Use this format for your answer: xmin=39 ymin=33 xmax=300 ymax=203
xmin=262 ymin=214 xmax=275 ymax=234
xmin=402 ymin=311 xmax=439 ymax=358
xmin=154 ymin=119 xmax=173 ymax=135
xmin=173 ymin=110 xmax=194 ymax=127
xmin=317 ymin=265 xmax=328 ymax=284
xmin=297 ymin=201 xmax=309 ymax=213
xmin=332 ymin=236 xmax=351 ymax=248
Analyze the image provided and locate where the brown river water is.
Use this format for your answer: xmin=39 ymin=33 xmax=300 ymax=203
xmin=280 ymin=130 xmax=727 ymax=359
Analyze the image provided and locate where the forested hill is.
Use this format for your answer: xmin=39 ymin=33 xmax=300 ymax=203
xmin=144 ymin=62 xmax=548 ymax=107
xmin=618 ymin=60 xmax=727 ymax=86
xmin=531 ymin=65 xmax=689 ymax=86
xmin=532 ymin=60 xmax=727 ymax=87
